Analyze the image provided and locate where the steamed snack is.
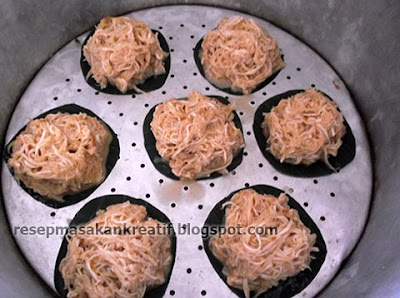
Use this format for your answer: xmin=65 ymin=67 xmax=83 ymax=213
xmin=201 ymin=16 xmax=285 ymax=94
xmin=210 ymin=189 xmax=318 ymax=298
xmin=7 ymin=113 xmax=112 ymax=200
xmin=262 ymin=89 xmax=346 ymax=169
xmin=150 ymin=90 xmax=244 ymax=180
xmin=83 ymin=16 xmax=168 ymax=93
xmin=59 ymin=201 xmax=172 ymax=298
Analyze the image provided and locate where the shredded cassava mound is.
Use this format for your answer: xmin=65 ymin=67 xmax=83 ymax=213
xmin=8 ymin=112 xmax=111 ymax=200
xmin=263 ymin=89 xmax=346 ymax=169
xmin=151 ymin=90 xmax=244 ymax=179
xmin=83 ymin=16 xmax=168 ymax=93
xmin=60 ymin=202 xmax=172 ymax=298
xmin=201 ymin=16 xmax=285 ymax=94
xmin=210 ymin=189 xmax=318 ymax=298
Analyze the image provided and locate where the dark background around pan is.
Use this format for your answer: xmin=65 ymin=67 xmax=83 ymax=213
xmin=0 ymin=1 xmax=399 ymax=298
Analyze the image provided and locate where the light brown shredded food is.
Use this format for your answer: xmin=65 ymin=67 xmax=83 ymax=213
xmin=201 ymin=16 xmax=285 ymax=94
xmin=262 ymin=89 xmax=346 ymax=169
xmin=151 ymin=90 xmax=244 ymax=179
xmin=60 ymin=201 xmax=172 ymax=298
xmin=7 ymin=112 xmax=111 ymax=200
xmin=210 ymin=189 xmax=318 ymax=298
xmin=83 ymin=16 xmax=168 ymax=93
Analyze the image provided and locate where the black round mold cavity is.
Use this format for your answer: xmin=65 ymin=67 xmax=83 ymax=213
xmin=193 ymin=37 xmax=283 ymax=95
xmin=80 ymin=28 xmax=170 ymax=95
xmin=54 ymin=194 xmax=176 ymax=298
xmin=3 ymin=104 xmax=120 ymax=209
xmin=143 ymin=95 xmax=244 ymax=180
xmin=253 ymin=89 xmax=356 ymax=177
xmin=202 ymin=184 xmax=327 ymax=298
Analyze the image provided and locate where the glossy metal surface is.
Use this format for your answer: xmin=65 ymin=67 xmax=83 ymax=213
xmin=2 ymin=6 xmax=372 ymax=297
xmin=0 ymin=1 xmax=398 ymax=298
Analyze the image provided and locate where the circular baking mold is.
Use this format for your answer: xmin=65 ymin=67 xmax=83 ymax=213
xmin=1 ymin=5 xmax=372 ymax=298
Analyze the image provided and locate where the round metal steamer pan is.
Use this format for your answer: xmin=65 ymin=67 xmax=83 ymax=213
xmin=1 ymin=6 xmax=372 ymax=298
